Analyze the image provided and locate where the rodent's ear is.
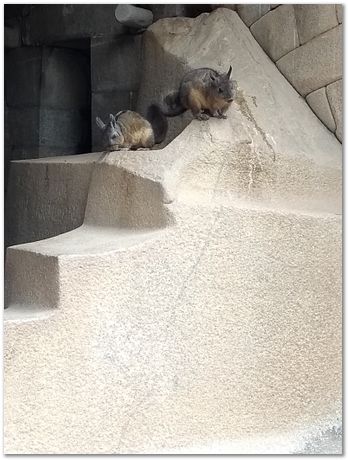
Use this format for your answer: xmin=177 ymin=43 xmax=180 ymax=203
xmin=96 ymin=117 xmax=106 ymax=130
xmin=226 ymin=65 xmax=232 ymax=79
xmin=115 ymin=123 xmax=122 ymax=136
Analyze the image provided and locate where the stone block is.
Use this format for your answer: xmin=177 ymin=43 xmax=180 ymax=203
xmin=211 ymin=5 xmax=236 ymax=11
xmin=5 ymin=107 xmax=40 ymax=147
xmin=5 ymin=157 xmax=97 ymax=247
xmin=336 ymin=4 xmax=343 ymax=24
xmin=150 ymin=4 xmax=190 ymax=21
xmin=41 ymin=47 xmax=89 ymax=110
xmin=22 ymin=5 xmax=126 ymax=45
xmin=38 ymin=145 xmax=87 ymax=158
xmin=250 ymin=5 xmax=299 ymax=61
xmin=5 ymin=25 xmax=21 ymax=48
xmin=5 ymin=47 xmax=42 ymax=107
xmin=306 ymin=87 xmax=336 ymax=132
xmin=236 ymin=4 xmax=271 ymax=27
xmin=277 ymin=25 xmax=342 ymax=96
xmin=7 ymin=146 xmax=40 ymax=161
xmin=4 ymin=105 xmax=11 ymax=148
xmin=39 ymin=109 xmax=89 ymax=151
xmin=92 ymin=90 xmax=138 ymax=149
xmin=4 ymin=4 xmax=27 ymax=19
xmin=115 ymin=4 xmax=153 ymax=29
xmin=327 ymin=79 xmax=342 ymax=142
xmin=91 ymin=35 xmax=142 ymax=93
xmin=294 ymin=4 xmax=338 ymax=45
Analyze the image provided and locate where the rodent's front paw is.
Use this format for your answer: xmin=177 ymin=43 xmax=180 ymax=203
xmin=196 ymin=113 xmax=210 ymax=121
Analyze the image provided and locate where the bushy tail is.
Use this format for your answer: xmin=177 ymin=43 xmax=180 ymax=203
xmin=161 ymin=91 xmax=186 ymax=117
xmin=146 ymin=104 xmax=168 ymax=144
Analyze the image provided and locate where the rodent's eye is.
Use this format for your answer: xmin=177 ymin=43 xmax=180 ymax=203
xmin=218 ymin=88 xmax=223 ymax=94
xmin=111 ymin=134 xmax=117 ymax=139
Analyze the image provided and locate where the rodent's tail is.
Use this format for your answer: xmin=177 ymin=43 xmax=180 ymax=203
xmin=146 ymin=104 xmax=168 ymax=144
xmin=161 ymin=91 xmax=186 ymax=117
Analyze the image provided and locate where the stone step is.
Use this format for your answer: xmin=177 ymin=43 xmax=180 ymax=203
xmin=4 ymin=200 xmax=341 ymax=453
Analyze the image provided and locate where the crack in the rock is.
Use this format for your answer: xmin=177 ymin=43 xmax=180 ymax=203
xmin=235 ymin=89 xmax=277 ymax=162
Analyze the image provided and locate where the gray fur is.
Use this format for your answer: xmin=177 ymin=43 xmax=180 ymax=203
xmin=95 ymin=105 xmax=168 ymax=151
xmin=162 ymin=65 xmax=236 ymax=119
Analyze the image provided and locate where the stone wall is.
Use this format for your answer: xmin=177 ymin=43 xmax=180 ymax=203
xmin=5 ymin=4 xmax=209 ymax=179
xmin=235 ymin=4 xmax=343 ymax=142
xmin=4 ymin=45 xmax=90 ymax=189
xmin=91 ymin=34 xmax=142 ymax=151
xmin=21 ymin=4 xmax=126 ymax=44
xmin=4 ymin=4 xmax=125 ymax=191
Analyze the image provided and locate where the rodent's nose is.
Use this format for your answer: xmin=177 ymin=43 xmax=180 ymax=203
xmin=227 ymin=98 xmax=233 ymax=103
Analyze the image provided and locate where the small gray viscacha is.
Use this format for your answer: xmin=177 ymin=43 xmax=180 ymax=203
xmin=162 ymin=65 xmax=237 ymax=120
xmin=96 ymin=104 xmax=168 ymax=151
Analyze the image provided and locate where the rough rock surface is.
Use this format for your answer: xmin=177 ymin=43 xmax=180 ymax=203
xmin=4 ymin=9 xmax=342 ymax=454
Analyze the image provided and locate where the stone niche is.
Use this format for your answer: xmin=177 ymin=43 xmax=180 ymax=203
xmin=5 ymin=4 xmax=210 ymax=182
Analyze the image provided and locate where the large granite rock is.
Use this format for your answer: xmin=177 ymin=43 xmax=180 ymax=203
xmin=4 ymin=9 xmax=341 ymax=454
